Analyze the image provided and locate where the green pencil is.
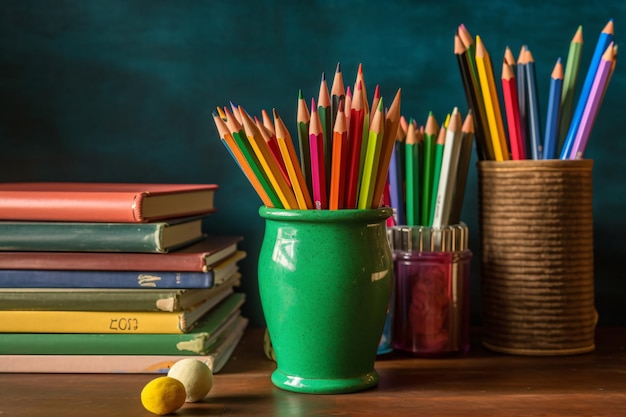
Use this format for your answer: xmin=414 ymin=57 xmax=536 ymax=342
xmin=421 ymin=112 xmax=438 ymax=226
xmin=297 ymin=90 xmax=313 ymax=194
xmin=405 ymin=119 xmax=419 ymax=226
xmin=557 ymin=25 xmax=583 ymax=155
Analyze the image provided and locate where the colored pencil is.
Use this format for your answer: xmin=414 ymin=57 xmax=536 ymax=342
xmin=213 ymin=113 xmax=274 ymax=207
xmin=345 ymin=80 xmax=366 ymax=209
xmin=273 ymin=108 xmax=313 ymax=210
xmin=561 ymin=19 xmax=614 ymax=159
xmin=330 ymin=62 xmax=345 ymax=131
xmin=239 ymin=107 xmax=299 ymax=209
xmin=517 ymin=45 xmax=529 ymax=157
xmin=428 ymin=123 xmax=447 ymax=226
xmin=421 ymin=112 xmax=438 ymax=226
xmin=309 ymin=98 xmax=328 ymax=209
xmin=297 ymin=90 xmax=313 ymax=195
xmin=432 ymin=108 xmax=463 ymax=228
xmin=501 ymin=59 xmax=525 ymax=160
xmin=389 ymin=123 xmax=406 ymax=225
xmin=357 ymin=100 xmax=385 ymax=209
xmin=405 ymin=119 xmax=419 ymax=226
xmin=455 ymin=34 xmax=490 ymax=161
xmin=475 ymin=36 xmax=509 ymax=161
xmin=569 ymin=42 xmax=615 ymax=159
xmin=449 ymin=111 xmax=475 ymax=225
xmin=255 ymin=116 xmax=291 ymax=186
xmin=524 ymin=48 xmax=543 ymax=160
xmin=329 ymin=100 xmax=348 ymax=210
xmin=317 ymin=73 xmax=332 ymax=188
xmin=543 ymin=58 xmax=564 ymax=159
xmin=261 ymin=109 xmax=275 ymax=135
xmin=557 ymin=25 xmax=583 ymax=155
xmin=370 ymin=88 xmax=402 ymax=209
xmin=344 ymin=85 xmax=352 ymax=127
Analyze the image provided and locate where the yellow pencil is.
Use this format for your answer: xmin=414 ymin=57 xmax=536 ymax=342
xmin=475 ymin=35 xmax=509 ymax=161
xmin=239 ymin=106 xmax=299 ymax=209
xmin=273 ymin=108 xmax=313 ymax=210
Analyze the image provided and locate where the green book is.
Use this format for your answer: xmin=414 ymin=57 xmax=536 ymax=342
xmin=0 ymin=216 xmax=205 ymax=253
xmin=0 ymin=292 xmax=245 ymax=355
xmin=0 ymin=273 xmax=241 ymax=311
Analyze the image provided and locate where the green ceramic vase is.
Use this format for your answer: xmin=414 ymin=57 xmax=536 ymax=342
xmin=258 ymin=206 xmax=393 ymax=394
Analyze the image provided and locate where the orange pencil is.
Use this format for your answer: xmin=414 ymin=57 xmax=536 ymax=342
xmin=329 ymin=100 xmax=349 ymax=210
xmin=370 ymin=88 xmax=402 ymax=209
xmin=273 ymin=109 xmax=313 ymax=210
xmin=239 ymin=106 xmax=298 ymax=209
xmin=309 ymin=99 xmax=328 ymax=209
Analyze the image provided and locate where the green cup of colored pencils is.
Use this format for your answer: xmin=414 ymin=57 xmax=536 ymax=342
xmin=213 ymin=63 xmax=408 ymax=394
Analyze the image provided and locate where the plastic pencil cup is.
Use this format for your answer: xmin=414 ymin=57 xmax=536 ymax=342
xmin=477 ymin=159 xmax=597 ymax=355
xmin=388 ymin=224 xmax=472 ymax=356
xmin=257 ymin=206 xmax=393 ymax=394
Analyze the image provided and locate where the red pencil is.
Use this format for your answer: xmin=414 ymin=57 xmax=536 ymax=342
xmin=501 ymin=60 xmax=525 ymax=160
xmin=345 ymin=81 xmax=366 ymax=208
xmin=309 ymin=98 xmax=328 ymax=209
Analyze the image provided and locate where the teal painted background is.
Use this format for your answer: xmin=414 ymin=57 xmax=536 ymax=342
xmin=1 ymin=1 xmax=624 ymax=327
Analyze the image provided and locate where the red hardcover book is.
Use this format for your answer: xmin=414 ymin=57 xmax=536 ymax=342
xmin=0 ymin=235 xmax=243 ymax=272
xmin=0 ymin=182 xmax=218 ymax=222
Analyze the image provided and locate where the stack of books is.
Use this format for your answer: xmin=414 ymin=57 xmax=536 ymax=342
xmin=0 ymin=182 xmax=249 ymax=373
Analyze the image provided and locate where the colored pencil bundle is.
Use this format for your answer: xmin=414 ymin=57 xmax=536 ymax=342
xmin=456 ymin=20 xmax=617 ymax=161
xmin=213 ymin=63 xmax=402 ymax=210
xmin=386 ymin=108 xmax=475 ymax=228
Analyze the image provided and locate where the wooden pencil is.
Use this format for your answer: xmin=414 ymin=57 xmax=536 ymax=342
xmin=239 ymin=107 xmax=299 ymax=209
xmin=421 ymin=112 xmax=438 ymax=226
xmin=273 ymin=108 xmax=313 ymax=210
xmin=213 ymin=113 xmax=274 ymax=207
xmin=345 ymin=80 xmax=366 ymax=209
xmin=557 ymin=25 xmax=583 ymax=155
xmin=329 ymin=100 xmax=348 ymax=210
xmin=475 ymin=35 xmax=509 ymax=161
xmin=501 ymin=60 xmax=525 ymax=160
xmin=517 ymin=45 xmax=529 ymax=157
xmin=543 ymin=58 xmax=564 ymax=159
xmin=448 ymin=111 xmax=475 ymax=225
xmin=524 ymin=48 xmax=543 ymax=160
xmin=455 ymin=34 xmax=490 ymax=161
xmin=370 ymin=88 xmax=402 ymax=209
xmin=297 ymin=90 xmax=313 ymax=195
xmin=255 ymin=116 xmax=291 ymax=186
xmin=432 ymin=108 xmax=463 ymax=228
xmin=317 ymin=72 xmax=332 ymax=184
xmin=222 ymin=108 xmax=282 ymax=208
xmin=358 ymin=100 xmax=385 ymax=209
xmin=405 ymin=120 xmax=419 ymax=226
xmin=330 ymin=62 xmax=345 ymax=132
xmin=261 ymin=109 xmax=275 ymax=134
xmin=309 ymin=99 xmax=328 ymax=209
xmin=428 ymin=123 xmax=447 ymax=226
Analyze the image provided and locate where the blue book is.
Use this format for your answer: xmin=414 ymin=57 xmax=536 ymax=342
xmin=0 ymin=251 xmax=246 ymax=288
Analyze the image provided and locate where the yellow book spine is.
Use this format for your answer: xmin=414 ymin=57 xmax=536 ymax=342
xmin=0 ymin=310 xmax=187 ymax=334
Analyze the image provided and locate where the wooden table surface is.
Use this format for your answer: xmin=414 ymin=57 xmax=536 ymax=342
xmin=1 ymin=327 xmax=625 ymax=416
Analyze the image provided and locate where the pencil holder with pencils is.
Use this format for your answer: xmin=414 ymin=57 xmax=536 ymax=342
xmin=477 ymin=159 xmax=597 ymax=355
xmin=388 ymin=224 xmax=472 ymax=356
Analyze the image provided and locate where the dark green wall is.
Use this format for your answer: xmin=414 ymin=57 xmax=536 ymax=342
xmin=1 ymin=1 xmax=624 ymax=326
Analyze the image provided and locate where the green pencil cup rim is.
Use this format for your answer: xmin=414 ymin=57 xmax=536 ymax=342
xmin=259 ymin=206 xmax=393 ymax=224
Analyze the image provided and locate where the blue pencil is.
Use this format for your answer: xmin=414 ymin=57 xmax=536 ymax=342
xmin=543 ymin=59 xmax=564 ymax=159
xmin=560 ymin=19 xmax=614 ymax=159
xmin=524 ymin=48 xmax=542 ymax=160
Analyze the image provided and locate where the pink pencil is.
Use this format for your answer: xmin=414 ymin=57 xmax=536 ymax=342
xmin=309 ymin=98 xmax=328 ymax=209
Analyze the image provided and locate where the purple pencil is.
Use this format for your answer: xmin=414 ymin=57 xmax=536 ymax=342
xmin=569 ymin=42 xmax=615 ymax=159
